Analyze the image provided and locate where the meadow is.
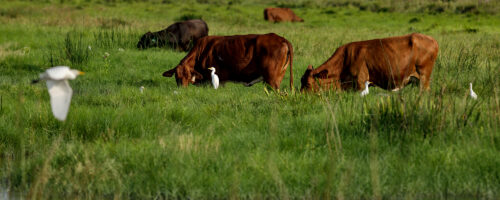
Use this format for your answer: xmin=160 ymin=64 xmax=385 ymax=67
xmin=0 ymin=0 xmax=499 ymax=199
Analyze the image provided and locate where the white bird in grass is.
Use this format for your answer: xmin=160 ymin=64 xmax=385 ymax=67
xmin=469 ymin=82 xmax=477 ymax=100
xmin=360 ymin=81 xmax=371 ymax=97
xmin=208 ymin=67 xmax=219 ymax=89
xmin=140 ymin=86 xmax=145 ymax=93
xmin=32 ymin=66 xmax=84 ymax=121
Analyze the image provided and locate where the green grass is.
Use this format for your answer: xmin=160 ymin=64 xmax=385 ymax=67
xmin=1 ymin=1 xmax=499 ymax=199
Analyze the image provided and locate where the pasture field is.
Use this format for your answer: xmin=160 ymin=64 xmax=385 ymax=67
xmin=1 ymin=0 xmax=499 ymax=199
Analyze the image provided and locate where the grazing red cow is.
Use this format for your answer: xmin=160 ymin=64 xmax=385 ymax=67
xmin=264 ymin=8 xmax=304 ymax=23
xmin=300 ymin=33 xmax=438 ymax=92
xmin=162 ymin=33 xmax=294 ymax=89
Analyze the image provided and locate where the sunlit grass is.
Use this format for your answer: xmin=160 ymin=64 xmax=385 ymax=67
xmin=0 ymin=1 xmax=499 ymax=199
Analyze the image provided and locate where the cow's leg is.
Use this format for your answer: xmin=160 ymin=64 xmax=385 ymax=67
xmin=356 ymin=66 xmax=370 ymax=91
xmin=416 ymin=60 xmax=435 ymax=92
xmin=262 ymin=66 xmax=286 ymax=90
xmin=350 ymin=58 xmax=369 ymax=91
xmin=403 ymin=71 xmax=419 ymax=85
xmin=262 ymin=44 xmax=289 ymax=90
xmin=264 ymin=75 xmax=282 ymax=89
xmin=418 ymin=69 xmax=431 ymax=91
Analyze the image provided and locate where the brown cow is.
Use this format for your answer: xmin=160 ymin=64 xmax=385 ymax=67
xmin=162 ymin=33 xmax=294 ymax=89
xmin=300 ymin=33 xmax=438 ymax=92
xmin=264 ymin=8 xmax=304 ymax=23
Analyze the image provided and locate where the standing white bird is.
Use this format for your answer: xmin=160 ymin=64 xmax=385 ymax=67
xmin=469 ymin=82 xmax=477 ymax=100
xmin=140 ymin=86 xmax=145 ymax=93
xmin=208 ymin=67 xmax=219 ymax=89
xmin=32 ymin=66 xmax=84 ymax=121
xmin=360 ymin=81 xmax=371 ymax=97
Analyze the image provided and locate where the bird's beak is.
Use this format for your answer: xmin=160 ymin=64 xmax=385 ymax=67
xmin=79 ymin=71 xmax=85 ymax=75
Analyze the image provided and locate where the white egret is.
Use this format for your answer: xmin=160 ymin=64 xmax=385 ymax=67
xmin=469 ymin=82 xmax=477 ymax=100
xmin=32 ymin=66 xmax=84 ymax=121
xmin=360 ymin=81 xmax=371 ymax=97
xmin=208 ymin=67 xmax=219 ymax=89
xmin=140 ymin=86 xmax=145 ymax=93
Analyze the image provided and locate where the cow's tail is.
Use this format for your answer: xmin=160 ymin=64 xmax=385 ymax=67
xmin=286 ymin=40 xmax=294 ymax=91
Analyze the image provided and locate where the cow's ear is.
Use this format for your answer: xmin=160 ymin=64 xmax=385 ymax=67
xmin=307 ymin=65 xmax=313 ymax=70
xmin=162 ymin=68 xmax=176 ymax=77
xmin=313 ymin=69 xmax=328 ymax=79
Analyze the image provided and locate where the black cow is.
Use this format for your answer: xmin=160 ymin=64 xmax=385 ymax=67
xmin=137 ymin=19 xmax=209 ymax=51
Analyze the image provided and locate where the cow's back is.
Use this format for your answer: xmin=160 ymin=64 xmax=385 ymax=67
xmin=371 ymin=33 xmax=438 ymax=73
xmin=347 ymin=33 xmax=438 ymax=89
xmin=165 ymin=19 xmax=209 ymax=51
xmin=196 ymin=34 xmax=266 ymax=74
xmin=183 ymin=19 xmax=209 ymax=37
xmin=411 ymin=33 xmax=438 ymax=67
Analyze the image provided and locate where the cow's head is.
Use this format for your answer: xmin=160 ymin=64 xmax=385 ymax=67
xmin=300 ymin=65 xmax=328 ymax=92
xmin=137 ymin=31 xmax=159 ymax=49
xmin=162 ymin=65 xmax=203 ymax=87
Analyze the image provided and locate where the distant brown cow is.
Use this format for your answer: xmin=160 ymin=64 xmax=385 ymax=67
xmin=300 ymin=33 xmax=438 ymax=92
xmin=137 ymin=19 xmax=208 ymax=51
xmin=264 ymin=8 xmax=304 ymax=23
xmin=162 ymin=33 xmax=294 ymax=89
